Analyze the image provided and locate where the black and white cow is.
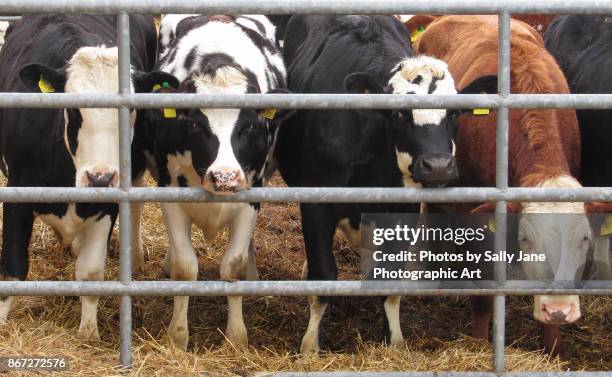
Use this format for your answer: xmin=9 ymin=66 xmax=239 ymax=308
xmin=139 ymin=15 xmax=290 ymax=350
xmin=277 ymin=15 xmax=497 ymax=353
xmin=0 ymin=14 xmax=173 ymax=340
xmin=544 ymin=15 xmax=612 ymax=280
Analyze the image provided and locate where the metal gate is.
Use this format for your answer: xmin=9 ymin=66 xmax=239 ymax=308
xmin=0 ymin=1 xmax=611 ymax=376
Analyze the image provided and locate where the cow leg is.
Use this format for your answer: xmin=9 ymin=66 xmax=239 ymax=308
xmin=0 ymin=203 xmax=34 ymax=325
xmin=383 ymin=295 xmax=404 ymax=348
xmin=299 ymin=203 xmax=337 ymax=354
xmin=471 ymin=295 xmax=493 ymax=340
xmin=540 ymin=323 xmax=562 ymax=356
xmin=161 ymin=202 xmax=196 ymax=350
xmin=130 ymin=174 xmax=146 ymax=273
xmin=220 ymin=205 xmax=258 ymax=349
xmin=162 ymin=244 xmax=174 ymax=278
xmin=74 ymin=214 xmax=112 ymax=341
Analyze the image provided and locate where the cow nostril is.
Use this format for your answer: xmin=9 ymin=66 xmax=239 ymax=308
xmin=550 ymin=310 xmax=567 ymax=321
xmin=86 ymin=171 xmax=116 ymax=188
xmin=421 ymin=159 xmax=433 ymax=174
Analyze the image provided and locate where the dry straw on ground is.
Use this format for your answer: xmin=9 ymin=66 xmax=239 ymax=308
xmin=0 ymin=174 xmax=609 ymax=376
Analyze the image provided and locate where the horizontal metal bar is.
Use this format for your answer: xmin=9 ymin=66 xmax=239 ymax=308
xmin=0 ymin=186 xmax=611 ymax=203
xmin=1 ymin=0 xmax=611 ymax=15
xmin=0 ymin=16 xmax=20 ymax=21
xmin=0 ymin=280 xmax=609 ymax=297
xmin=263 ymin=373 xmax=612 ymax=377
xmin=4 ymin=93 xmax=612 ymax=110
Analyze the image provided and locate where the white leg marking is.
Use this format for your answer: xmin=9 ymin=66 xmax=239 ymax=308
xmin=0 ymin=295 xmax=15 ymax=325
xmin=220 ymin=205 xmax=257 ymax=349
xmin=75 ymin=215 xmax=112 ymax=341
xmin=300 ymin=295 xmax=328 ymax=354
xmin=161 ymin=203 xmax=197 ymax=350
xmin=130 ymin=174 xmax=146 ymax=273
xmin=301 ymin=260 xmax=308 ymax=280
xmin=384 ymin=295 xmax=405 ymax=348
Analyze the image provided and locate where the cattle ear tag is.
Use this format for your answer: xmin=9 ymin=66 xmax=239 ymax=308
xmin=163 ymin=108 xmax=177 ymax=118
xmin=261 ymin=108 xmax=277 ymax=120
xmin=152 ymin=84 xmax=161 ymax=92
xmin=600 ymin=215 xmax=612 ymax=236
xmin=473 ymin=108 xmax=490 ymax=115
xmin=38 ymin=75 xmax=55 ymax=93
xmin=410 ymin=26 xmax=426 ymax=43
xmin=487 ymin=218 xmax=496 ymax=233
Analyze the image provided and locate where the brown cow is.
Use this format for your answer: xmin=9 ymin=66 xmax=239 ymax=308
xmin=409 ymin=15 xmax=594 ymax=355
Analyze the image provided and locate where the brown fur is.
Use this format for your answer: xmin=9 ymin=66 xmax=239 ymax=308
xmin=414 ymin=15 xmax=580 ymax=189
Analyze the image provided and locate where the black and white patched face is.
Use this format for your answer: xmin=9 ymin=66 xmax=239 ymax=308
xmin=390 ymin=108 xmax=459 ymax=187
xmin=186 ymin=107 xmax=270 ymax=194
xmin=19 ymin=47 xmax=177 ymax=188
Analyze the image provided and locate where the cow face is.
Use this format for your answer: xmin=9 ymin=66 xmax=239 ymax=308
xmin=19 ymin=46 xmax=176 ymax=188
xmin=147 ymin=68 xmax=291 ymax=194
xmin=473 ymin=175 xmax=595 ymax=326
xmin=345 ymin=56 xmax=497 ymax=188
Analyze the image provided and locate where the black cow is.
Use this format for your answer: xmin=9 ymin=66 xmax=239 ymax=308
xmin=544 ymin=15 xmax=612 ymax=280
xmin=0 ymin=14 xmax=173 ymax=340
xmin=277 ymin=15 xmax=497 ymax=353
xmin=138 ymin=15 xmax=290 ymax=350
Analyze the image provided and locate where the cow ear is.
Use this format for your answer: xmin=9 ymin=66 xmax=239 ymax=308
xmin=585 ymin=202 xmax=612 ymax=213
xmin=344 ymin=72 xmax=386 ymax=95
xmin=19 ymin=64 xmax=66 ymax=93
xmin=133 ymin=70 xmax=179 ymax=93
xmin=257 ymin=88 xmax=295 ymax=122
xmin=459 ymin=75 xmax=499 ymax=95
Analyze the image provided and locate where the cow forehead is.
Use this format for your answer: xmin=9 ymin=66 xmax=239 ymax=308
xmin=388 ymin=56 xmax=457 ymax=126
xmin=200 ymin=108 xmax=241 ymax=137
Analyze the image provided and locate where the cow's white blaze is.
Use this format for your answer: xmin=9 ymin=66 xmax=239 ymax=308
xmin=388 ymin=56 xmax=457 ymax=126
xmin=192 ymin=67 xmax=250 ymax=192
xmin=64 ymin=46 xmax=136 ymax=188
xmin=520 ymin=175 xmax=587 ymax=324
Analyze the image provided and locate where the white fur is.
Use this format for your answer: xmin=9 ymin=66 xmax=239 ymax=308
xmin=519 ymin=175 xmax=587 ymax=325
xmin=388 ymin=56 xmax=457 ymax=126
xmin=396 ymin=150 xmax=422 ymax=188
xmin=0 ymin=21 xmax=8 ymax=51
xmin=159 ymin=14 xmax=198 ymax=55
xmin=63 ymin=46 xmax=136 ymax=188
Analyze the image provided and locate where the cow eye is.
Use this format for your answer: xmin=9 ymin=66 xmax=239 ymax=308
xmin=413 ymin=75 xmax=423 ymax=85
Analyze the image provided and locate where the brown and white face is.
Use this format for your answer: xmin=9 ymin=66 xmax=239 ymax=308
xmin=519 ymin=202 xmax=590 ymax=325
xmin=19 ymin=46 xmax=177 ymax=188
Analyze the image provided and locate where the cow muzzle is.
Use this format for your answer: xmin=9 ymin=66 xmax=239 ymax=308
xmin=203 ymin=166 xmax=247 ymax=194
xmin=412 ymin=153 xmax=458 ymax=187
xmin=80 ymin=168 xmax=118 ymax=188
xmin=534 ymin=295 xmax=581 ymax=325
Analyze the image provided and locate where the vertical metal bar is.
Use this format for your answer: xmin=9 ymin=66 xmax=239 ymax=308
xmin=117 ymin=11 xmax=133 ymax=370
xmin=494 ymin=10 xmax=511 ymax=374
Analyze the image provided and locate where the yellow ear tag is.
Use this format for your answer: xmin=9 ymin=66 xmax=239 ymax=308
xmin=38 ymin=76 xmax=55 ymax=93
xmin=261 ymin=108 xmax=277 ymax=120
xmin=410 ymin=26 xmax=426 ymax=44
xmin=163 ymin=108 xmax=177 ymax=118
xmin=488 ymin=218 xmax=496 ymax=233
xmin=152 ymin=84 xmax=161 ymax=92
xmin=473 ymin=108 xmax=491 ymax=115
xmin=600 ymin=215 xmax=612 ymax=236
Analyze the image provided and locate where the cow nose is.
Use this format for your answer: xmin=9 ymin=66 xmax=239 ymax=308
xmin=541 ymin=303 xmax=579 ymax=324
xmin=414 ymin=153 xmax=458 ymax=187
xmin=207 ymin=167 xmax=242 ymax=193
xmin=86 ymin=171 xmax=116 ymax=187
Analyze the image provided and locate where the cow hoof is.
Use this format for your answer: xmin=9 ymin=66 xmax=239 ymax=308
xmin=389 ymin=338 xmax=406 ymax=349
xmin=132 ymin=255 xmax=144 ymax=274
xmin=168 ymin=325 xmax=189 ymax=350
xmin=225 ymin=323 xmax=248 ymax=349
xmin=77 ymin=323 xmax=100 ymax=341
xmin=299 ymin=337 xmax=320 ymax=355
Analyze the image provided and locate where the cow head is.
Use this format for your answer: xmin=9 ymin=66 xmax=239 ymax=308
xmin=472 ymin=176 xmax=612 ymax=326
xmin=19 ymin=46 xmax=176 ymax=188
xmin=344 ymin=56 xmax=498 ymax=188
xmin=145 ymin=66 xmax=292 ymax=194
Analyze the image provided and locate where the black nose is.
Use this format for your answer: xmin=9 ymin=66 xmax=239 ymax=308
xmin=86 ymin=172 xmax=116 ymax=187
xmin=413 ymin=153 xmax=458 ymax=186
